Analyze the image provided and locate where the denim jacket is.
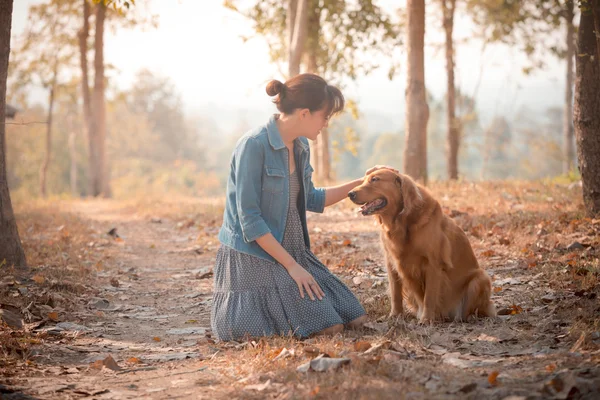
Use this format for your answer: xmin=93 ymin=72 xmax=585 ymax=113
xmin=218 ymin=115 xmax=326 ymax=262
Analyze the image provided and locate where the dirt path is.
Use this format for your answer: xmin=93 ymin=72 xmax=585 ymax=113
xmin=3 ymin=189 xmax=600 ymax=399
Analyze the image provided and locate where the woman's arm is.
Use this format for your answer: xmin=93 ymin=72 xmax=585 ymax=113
xmin=323 ymin=165 xmax=398 ymax=207
xmin=324 ymin=178 xmax=363 ymax=207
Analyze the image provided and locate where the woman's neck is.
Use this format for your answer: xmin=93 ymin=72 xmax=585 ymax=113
xmin=275 ymin=114 xmax=300 ymax=148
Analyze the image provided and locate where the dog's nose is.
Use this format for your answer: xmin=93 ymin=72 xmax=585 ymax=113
xmin=348 ymin=191 xmax=357 ymax=201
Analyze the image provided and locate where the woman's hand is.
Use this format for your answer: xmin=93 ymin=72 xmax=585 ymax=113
xmin=286 ymin=262 xmax=324 ymax=301
xmin=365 ymin=165 xmax=399 ymax=176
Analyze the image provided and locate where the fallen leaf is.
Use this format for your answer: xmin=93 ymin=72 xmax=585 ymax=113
xmin=32 ymin=275 xmax=45 ymax=284
xmin=364 ymin=321 xmax=388 ymax=334
xmin=273 ymin=347 xmax=295 ymax=361
xmin=569 ymin=332 xmax=585 ymax=353
xmin=493 ymin=287 xmax=502 ymax=293
xmin=353 ymin=341 xmax=372 ymax=352
xmin=0 ymin=307 xmax=23 ymax=329
xmin=303 ymin=346 xmax=320 ymax=355
xmin=297 ymin=355 xmax=351 ymax=372
xmin=488 ymin=371 xmax=500 ymax=386
xmin=90 ymin=355 xmax=122 ymax=371
xmin=153 ymin=337 xmax=161 ymax=342
xmin=110 ymin=278 xmax=120 ymax=288
xmin=477 ymin=334 xmax=499 ymax=342
xmin=545 ymin=363 xmax=557 ymax=373
xmin=481 ymin=249 xmax=496 ymax=258
xmin=342 ymin=239 xmax=352 ymax=246
xmin=185 ymin=320 xmax=198 ymax=324
xmin=107 ymin=228 xmax=120 ymax=238
xmin=48 ymin=312 xmax=59 ymax=321
xmin=127 ymin=357 xmax=141 ymax=364
xmin=245 ymin=379 xmax=271 ymax=391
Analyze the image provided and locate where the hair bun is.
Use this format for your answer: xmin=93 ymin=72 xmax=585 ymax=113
xmin=266 ymin=80 xmax=285 ymax=97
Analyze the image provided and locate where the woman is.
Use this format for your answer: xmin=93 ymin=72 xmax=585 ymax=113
xmin=211 ymin=73 xmax=394 ymax=341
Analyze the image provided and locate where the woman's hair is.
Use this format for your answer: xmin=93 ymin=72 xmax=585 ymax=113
xmin=266 ymin=74 xmax=344 ymax=118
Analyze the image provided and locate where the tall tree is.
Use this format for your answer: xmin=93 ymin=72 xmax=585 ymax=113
xmin=404 ymin=0 xmax=429 ymax=183
xmin=440 ymin=0 xmax=458 ymax=180
xmin=0 ymin=0 xmax=27 ymax=270
xmin=573 ymin=0 xmax=600 ymax=215
xmin=78 ymin=0 xmax=91 ymax=171
xmin=87 ymin=0 xmax=146 ymax=197
xmin=288 ymin=0 xmax=308 ymax=77
xmin=89 ymin=1 xmax=109 ymax=197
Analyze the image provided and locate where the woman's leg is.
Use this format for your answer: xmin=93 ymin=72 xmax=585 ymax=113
xmin=314 ymin=323 xmax=344 ymax=336
xmin=346 ymin=315 xmax=368 ymax=330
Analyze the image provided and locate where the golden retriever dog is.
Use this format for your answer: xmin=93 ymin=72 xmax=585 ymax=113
xmin=348 ymin=170 xmax=496 ymax=323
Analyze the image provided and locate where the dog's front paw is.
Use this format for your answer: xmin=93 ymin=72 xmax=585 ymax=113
xmin=418 ymin=311 xmax=436 ymax=325
xmin=388 ymin=308 xmax=403 ymax=319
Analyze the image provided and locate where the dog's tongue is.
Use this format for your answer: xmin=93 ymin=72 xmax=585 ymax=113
xmin=356 ymin=199 xmax=383 ymax=215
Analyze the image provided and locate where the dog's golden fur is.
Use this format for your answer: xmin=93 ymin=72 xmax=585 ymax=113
xmin=349 ymin=170 xmax=496 ymax=323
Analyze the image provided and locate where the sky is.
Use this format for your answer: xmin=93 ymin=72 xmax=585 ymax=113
xmin=10 ymin=0 xmax=568 ymax=129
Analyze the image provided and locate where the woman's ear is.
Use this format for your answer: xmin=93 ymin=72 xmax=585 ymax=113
xmin=299 ymin=108 xmax=310 ymax=119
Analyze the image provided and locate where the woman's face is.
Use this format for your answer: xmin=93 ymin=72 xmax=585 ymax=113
xmin=299 ymin=108 xmax=330 ymax=140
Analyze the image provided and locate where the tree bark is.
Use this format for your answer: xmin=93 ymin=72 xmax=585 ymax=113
xmin=305 ymin=1 xmax=321 ymax=181
xmin=79 ymin=0 xmax=93 ymax=196
xmin=563 ymin=0 xmax=575 ymax=174
xmin=287 ymin=0 xmax=297 ymax=76
xmin=69 ymin=131 xmax=77 ymax=197
xmin=319 ymin=129 xmax=331 ymax=183
xmin=573 ymin=1 xmax=600 ymax=216
xmin=404 ymin=0 xmax=429 ymax=184
xmin=0 ymin=0 xmax=27 ymax=270
xmin=39 ymin=75 xmax=56 ymax=198
xmin=442 ymin=0 xmax=458 ymax=180
xmin=288 ymin=0 xmax=308 ymax=78
xmin=91 ymin=2 xmax=109 ymax=197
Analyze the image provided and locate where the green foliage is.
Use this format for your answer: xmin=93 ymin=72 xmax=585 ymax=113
xmin=466 ymin=0 xmax=577 ymax=70
xmin=227 ymin=0 xmax=402 ymax=83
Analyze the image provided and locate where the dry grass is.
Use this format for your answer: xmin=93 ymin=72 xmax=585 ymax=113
xmin=1 ymin=180 xmax=599 ymax=399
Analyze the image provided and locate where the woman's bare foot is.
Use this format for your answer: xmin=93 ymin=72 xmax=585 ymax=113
xmin=315 ymin=323 xmax=344 ymax=336
xmin=346 ymin=315 xmax=368 ymax=330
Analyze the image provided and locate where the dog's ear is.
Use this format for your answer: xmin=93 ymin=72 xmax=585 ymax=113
xmin=399 ymin=175 xmax=423 ymax=215
xmin=395 ymin=176 xmax=402 ymax=187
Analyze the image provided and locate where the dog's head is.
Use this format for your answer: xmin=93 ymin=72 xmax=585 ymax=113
xmin=348 ymin=170 xmax=422 ymax=217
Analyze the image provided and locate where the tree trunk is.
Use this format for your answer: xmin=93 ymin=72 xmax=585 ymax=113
xmin=287 ymin=0 xmax=297 ymax=78
xmin=79 ymin=0 xmax=92 ymax=195
xmin=39 ymin=82 xmax=56 ymax=198
xmin=69 ymin=130 xmax=77 ymax=197
xmin=288 ymin=0 xmax=308 ymax=78
xmin=320 ymin=128 xmax=331 ymax=183
xmin=91 ymin=2 xmax=109 ymax=197
xmin=305 ymin=1 xmax=321 ymax=181
xmin=574 ymin=1 xmax=600 ymax=216
xmin=563 ymin=0 xmax=575 ymax=174
xmin=404 ymin=0 xmax=429 ymax=184
xmin=442 ymin=0 xmax=458 ymax=180
xmin=0 ymin=0 xmax=27 ymax=270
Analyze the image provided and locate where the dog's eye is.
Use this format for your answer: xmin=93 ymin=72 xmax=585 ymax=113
xmin=370 ymin=176 xmax=379 ymax=183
